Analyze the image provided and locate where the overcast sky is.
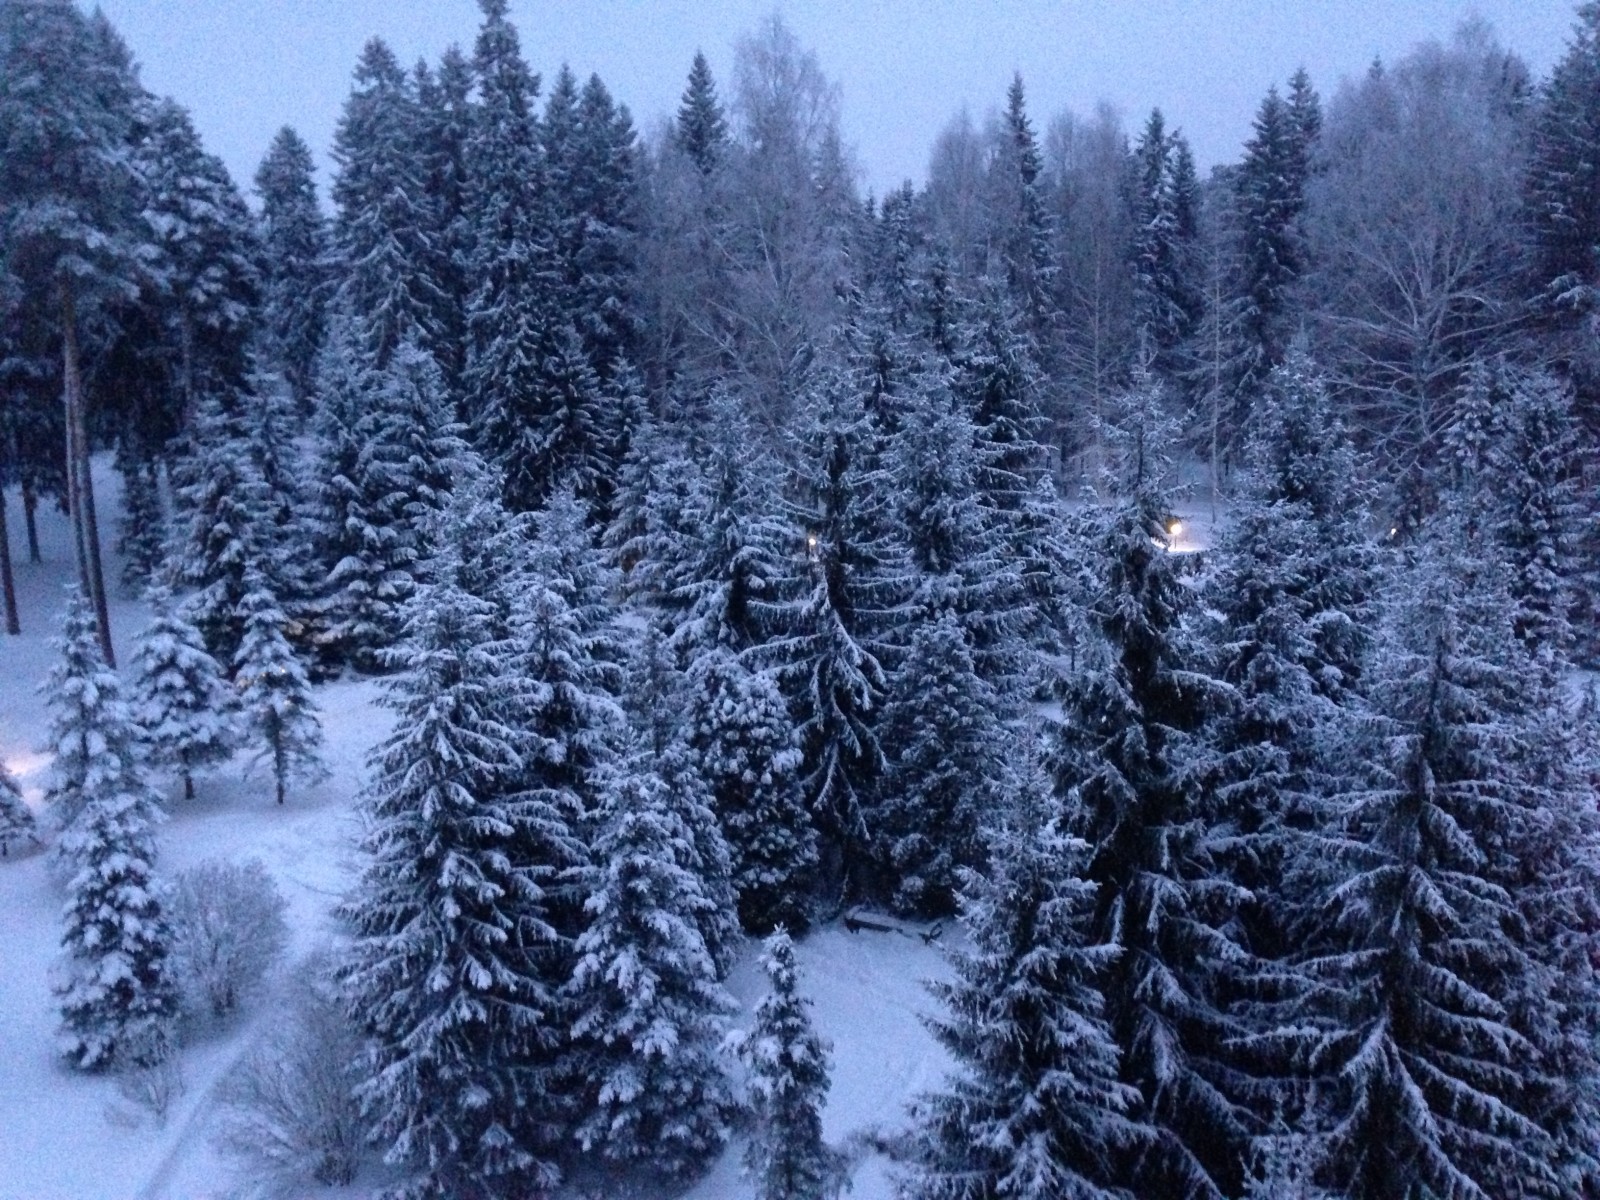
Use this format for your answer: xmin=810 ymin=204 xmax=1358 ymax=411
xmin=92 ymin=1 xmax=1579 ymax=202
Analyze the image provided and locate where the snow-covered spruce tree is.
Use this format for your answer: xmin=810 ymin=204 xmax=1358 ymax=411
xmin=732 ymin=929 xmax=837 ymax=1200
xmin=342 ymin=536 xmax=578 ymax=1198
xmin=530 ymin=488 xmax=626 ymax=698
xmin=875 ymin=610 xmax=1007 ymax=917
xmin=0 ymin=756 xmax=36 ymax=857
xmin=117 ymin=452 xmax=166 ymax=595
xmin=688 ymin=646 xmax=816 ymax=935
xmin=463 ymin=0 xmax=602 ymax=518
xmin=1226 ymin=78 xmax=1318 ymax=419
xmin=233 ymin=567 xmax=325 ymax=806
xmin=311 ymin=325 xmax=458 ymax=670
xmin=329 ymin=36 xmax=443 ymax=370
xmin=568 ymin=749 xmax=736 ymax=1178
xmin=1129 ymin=108 xmax=1202 ymax=378
xmin=774 ymin=372 xmax=903 ymax=898
xmin=627 ymin=627 xmax=741 ymax=978
xmin=671 ymin=389 xmax=790 ymax=661
xmin=167 ymin=391 xmax=269 ymax=667
xmin=904 ymin=755 xmax=1143 ymax=1200
xmin=135 ymin=93 xmax=261 ymax=407
xmin=602 ymin=414 xmax=705 ymax=620
xmin=949 ymin=286 xmax=1066 ymax=667
xmin=254 ymin=125 xmax=328 ymax=411
xmin=1206 ymin=355 xmax=1374 ymax=969
xmin=241 ymin=369 xmax=319 ymax=621
xmin=1296 ymin=529 xmax=1583 ymax=1200
xmin=130 ymin=586 xmax=235 ymax=801
xmin=1482 ymin=365 xmax=1585 ymax=674
xmin=42 ymin=588 xmax=144 ymax=837
xmin=1525 ymin=2 xmax=1600 ymax=326
xmin=510 ymin=524 xmax=622 ymax=915
xmin=886 ymin=362 xmax=1019 ymax=665
xmin=47 ymin=593 xmax=178 ymax=1070
xmin=1049 ymin=370 xmax=1246 ymax=1199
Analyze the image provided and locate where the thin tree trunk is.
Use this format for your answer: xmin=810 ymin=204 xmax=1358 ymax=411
xmin=80 ymin=442 xmax=113 ymax=665
xmin=61 ymin=278 xmax=115 ymax=666
xmin=62 ymin=283 xmax=91 ymax=599
xmin=0 ymin=487 xmax=19 ymax=635
xmin=22 ymin=478 xmax=40 ymax=562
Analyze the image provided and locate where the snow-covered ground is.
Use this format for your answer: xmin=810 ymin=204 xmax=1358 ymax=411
xmin=0 ymin=461 xmax=951 ymax=1200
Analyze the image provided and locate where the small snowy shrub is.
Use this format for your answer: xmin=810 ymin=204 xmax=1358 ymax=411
xmin=116 ymin=1047 xmax=185 ymax=1125
xmin=168 ymin=859 xmax=289 ymax=1019
xmin=218 ymin=954 xmax=368 ymax=1196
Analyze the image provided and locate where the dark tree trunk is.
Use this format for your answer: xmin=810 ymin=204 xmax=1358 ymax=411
xmin=61 ymin=278 xmax=114 ymax=666
xmin=22 ymin=478 xmax=40 ymax=562
xmin=0 ymin=487 xmax=19 ymax=635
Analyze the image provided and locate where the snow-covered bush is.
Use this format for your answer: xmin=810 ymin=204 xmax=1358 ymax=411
xmin=167 ymin=859 xmax=289 ymax=1020
xmin=218 ymin=954 xmax=368 ymax=1197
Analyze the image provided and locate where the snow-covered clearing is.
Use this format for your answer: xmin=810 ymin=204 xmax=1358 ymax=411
xmin=0 ymin=459 xmax=951 ymax=1200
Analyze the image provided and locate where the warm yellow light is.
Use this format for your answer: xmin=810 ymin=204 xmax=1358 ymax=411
xmin=1168 ymin=520 xmax=1182 ymax=538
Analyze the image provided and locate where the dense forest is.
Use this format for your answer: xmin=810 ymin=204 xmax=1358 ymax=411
xmin=3 ymin=0 xmax=1600 ymax=1196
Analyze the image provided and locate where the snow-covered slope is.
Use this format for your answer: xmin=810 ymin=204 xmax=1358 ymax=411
xmin=0 ymin=463 xmax=952 ymax=1200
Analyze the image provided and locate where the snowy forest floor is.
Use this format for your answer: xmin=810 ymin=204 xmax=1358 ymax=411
xmin=0 ymin=458 xmax=954 ymax=1200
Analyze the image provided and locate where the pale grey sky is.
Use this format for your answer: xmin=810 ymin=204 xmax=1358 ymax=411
xmin=92 ymin=1 xmax=1579 ymax=202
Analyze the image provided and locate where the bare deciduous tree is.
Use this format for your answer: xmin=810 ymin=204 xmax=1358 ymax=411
xmin=1305 ymin=24 xmax=1531 ymax=481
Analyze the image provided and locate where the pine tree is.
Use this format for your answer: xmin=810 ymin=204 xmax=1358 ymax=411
xmin=1130 ymin=109 xmax=1202 ymax=376
xmin=167 ymin=391 xmax=269 ymax=666
xmin=116 ymin=451 xmax=166 ymax=594
xmin=1299 ymin=531 xmax=1578 ymax=1199
xmin=875 ymin=611 xmax=1006 ymax=916
xmin=311 ymin=327 xmax=456 ymax=668
xmin=569 ymin=752 xmax=736 ymax=1177
xmin=342 ymin=535 xmax=576 ymax=1197
xmin=675 ymin=50 xmax=728 ymax=176
xmin=0 ymin=756 xmax=36 ymax=857
xmin=1229 ymin=80 xmax=1317 ymax=416
xmin=601 ymin=411 xmax=678 ymax=605
xmin=47 ymin=591 xmax=178 ymax=1070
xmin=529 ymin=487 xmax=625 ymax=697
xmin=951 ymin=286 xmax=1065 ymax=669
xmin=688 ymin=647 xmax=816 ymax=934
xmin=672 ymin=390 xmax=789 ymax=659
xmin=1482 ymin=365 xmax=1583 ymax=673
xmin=240 ymin=370 xmax=318 ymax=634
xmin=254 ymin=126 xmax=327 ymax=410
xmin=234 ymin=567 xmax=325 ymax=805
xmin=892 ymin=353 xmax=1031 ymax=689
xmin=1526 ymin=3 xmax=1600 ymax=325
xmin=567 ymin=72 xmax=639 ymax=384
xmin=137 ymin=96 xmax=259 ymax=406
xmin=462 ymin=0 xmax=558 ymax=514
xmin=626 ymin=627 xmax=741 ymax=978
xmin=412 ymin=46 xmax=475 ymax=395
xmin=130 ymin=586 xmax=235 ymax=801
xmin=774 ymin=375 xmax=901 ymax=896
xmin=732 ymin=930 xmax=836 ymax=1200
xmin=41 ymin=589 xmax=143 ymax=837
xmin=1207 ymin=356 xmax=1374 ymax=951
xmin=511 ymin=528 xmax=621 ymax=884
xmin=1050 ymin=372 xmax=1244 ymax=1198
xmin=329 ymin=37 xmax=442 ymax=368
xmin=905 ymin=758 xmax=1142 ymax=1200
xmin=992 ymin=74 xmax=1057 ymax=344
